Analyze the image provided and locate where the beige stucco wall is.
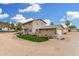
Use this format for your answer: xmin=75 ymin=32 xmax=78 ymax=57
xmin=38 ymin=29 xmax=56 ymax=37
xmin=22 ymin=20 xmax=46 ymax=35
xmin=62 ymin=28 xmax=68 ymax=34
xmin=24 ymin=22 xmax=33 ymax=29
xmin=22 ymin=22 xmax=33 ymax=34
xmin=56 ymin=26 xmax=64 ymax=35
xmin=32 ymin=20 xmax=46 ymax=34
xmin=56 ymin=29 xmax=63 ymax=35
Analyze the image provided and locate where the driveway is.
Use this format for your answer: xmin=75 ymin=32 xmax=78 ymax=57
xmin=0 ymin=32 xmax=79 ymax=56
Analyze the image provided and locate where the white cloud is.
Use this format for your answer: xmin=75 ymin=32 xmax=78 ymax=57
xmin=19 ymin=3 xmax=41 ymax=12
xmin=0 ymin=8 xmax=2 ymax=13
xmin=60 ymin=18 xmax=66 ymax=21
xmin=11 ymin=14 xmax=26 ymax=23
xmin=0 ymin=8 xmax=9 ymax=19
xmin=9 ymin=21 xmax=12 ymax=24
xmin=11 ymin=14 xmax=25 ymax=20
xmin=44 ymin=19 xmax=51 ymax=25
xmin=11 ymin=14 xmax=34 ymax=23
xmin=29 ymin=3 xmax=43 ymax=5
xmin=0 ymin=13 xmax=9 ymax=19
xmin=67 ymin=11 xmax=79 ymax=20
xmin=26 ymin=18 xmax=34 ymax=22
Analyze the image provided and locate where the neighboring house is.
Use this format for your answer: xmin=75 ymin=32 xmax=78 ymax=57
xmin=2 ymin=27 xmax=9 ymax=31
xmin=22 ymin=19 xmax=46 ymax=35
xmin=0 ymin=26 xmax=9 ymax=31
xmin=0 ymin=22 xmax=15 ymax=31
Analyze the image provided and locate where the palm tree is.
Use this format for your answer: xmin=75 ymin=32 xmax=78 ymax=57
xmin=65 ymin=20 xmax=70 ymax=27
xmin=50 ymin=21 xmax=54 ymax=25
xmin=65 ymin=20 xmax=71 ymax=32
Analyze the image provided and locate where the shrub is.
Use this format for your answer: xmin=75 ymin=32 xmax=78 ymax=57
xmin=17 ymin=34 xmax=48 ymax=42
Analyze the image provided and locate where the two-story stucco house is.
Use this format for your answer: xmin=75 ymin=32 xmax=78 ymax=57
xmin=21 ymin=19 xmax=65 ymax=39
xmin=22 ymin=19 xmax=46 ymax=35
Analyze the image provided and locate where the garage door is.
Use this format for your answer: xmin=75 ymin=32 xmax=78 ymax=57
xmin=57 ymin=30 xmax=62 ymax=35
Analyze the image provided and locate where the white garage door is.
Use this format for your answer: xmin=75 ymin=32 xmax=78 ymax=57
xmin=57 ymin=30 xmax=62 ymax=35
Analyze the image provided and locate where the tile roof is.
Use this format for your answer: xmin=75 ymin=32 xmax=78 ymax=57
xmin=39 ymin=25 xmax=64 ymax=29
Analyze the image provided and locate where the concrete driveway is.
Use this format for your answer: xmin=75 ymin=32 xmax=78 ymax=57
xmin=0 ymin=32 xmax=79 ymax=56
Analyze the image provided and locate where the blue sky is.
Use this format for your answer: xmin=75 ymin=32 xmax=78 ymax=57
xmin=0 ymin=3 xmax=79 ymax=27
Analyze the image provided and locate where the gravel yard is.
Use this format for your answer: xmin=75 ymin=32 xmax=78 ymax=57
xmin=0 ymin=32 xmax=79 ymax=56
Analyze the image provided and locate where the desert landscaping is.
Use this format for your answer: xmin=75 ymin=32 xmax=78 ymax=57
xmin=0 ymin=32 xmax=78 ymax=56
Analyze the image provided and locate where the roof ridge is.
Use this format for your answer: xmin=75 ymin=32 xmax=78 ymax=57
xmin=23 ymin=19 xmax=47 ymax=25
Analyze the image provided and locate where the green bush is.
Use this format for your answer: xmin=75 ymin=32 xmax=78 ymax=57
xmin=17 ymin=34 xmax=48 ymax=42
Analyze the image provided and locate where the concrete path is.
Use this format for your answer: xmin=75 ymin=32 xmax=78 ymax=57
xmin=0 ymin=32 xmax=79 ymax=56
